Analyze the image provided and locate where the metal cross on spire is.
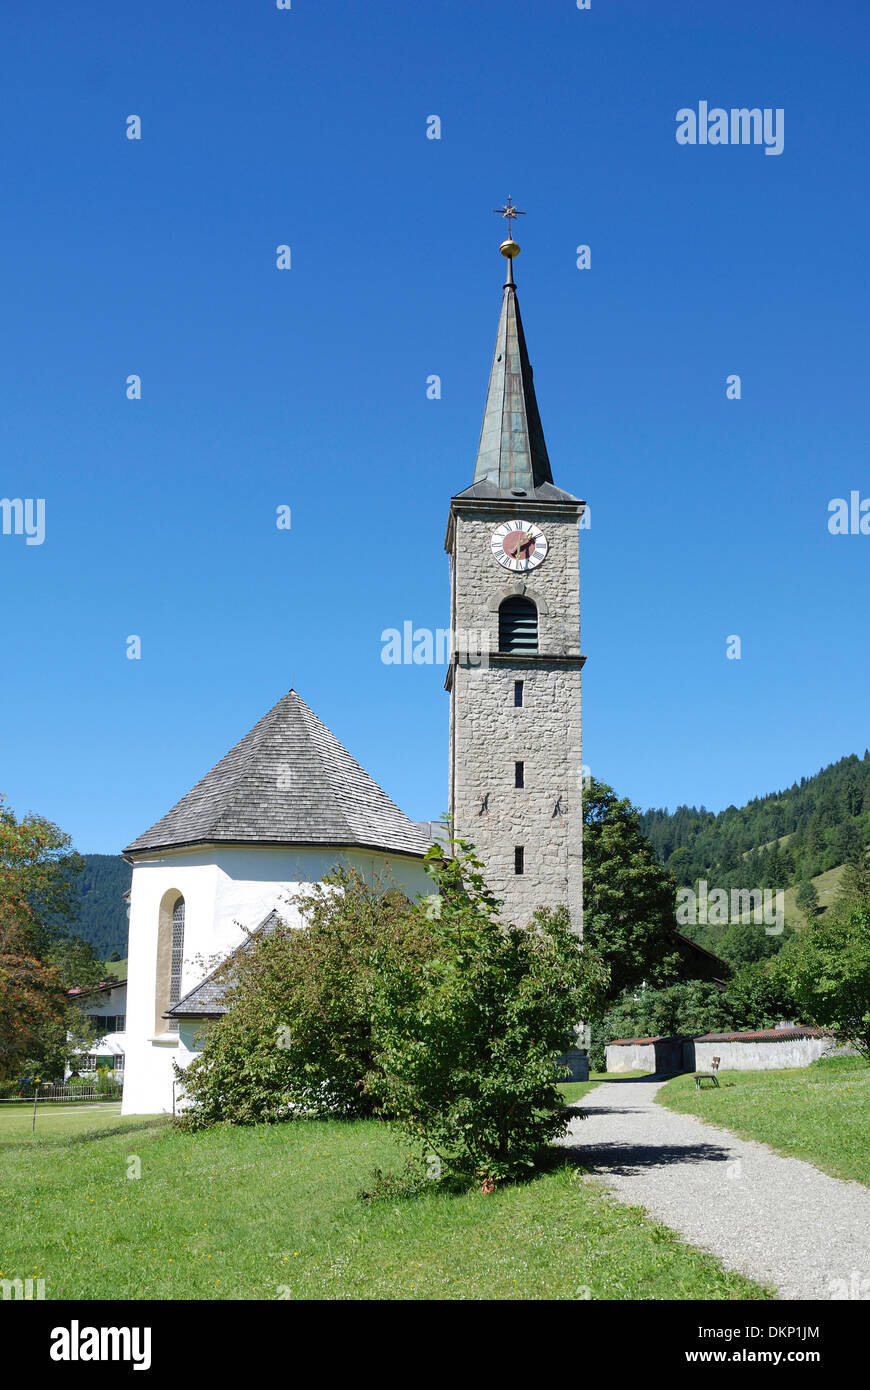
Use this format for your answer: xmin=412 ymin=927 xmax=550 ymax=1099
xmin=493 ymin=196 xmax=526 ymax=240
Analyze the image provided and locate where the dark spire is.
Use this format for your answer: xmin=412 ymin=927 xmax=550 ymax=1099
xmin=471 ymin=233 xmax=554 ymax=496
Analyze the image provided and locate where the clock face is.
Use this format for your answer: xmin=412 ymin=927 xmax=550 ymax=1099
xmin=490 ymin=519 xmax=549 ymax=573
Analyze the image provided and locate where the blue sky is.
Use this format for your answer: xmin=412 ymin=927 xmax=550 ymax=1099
xmin=1 ymin=1 xmax=868 ymax=853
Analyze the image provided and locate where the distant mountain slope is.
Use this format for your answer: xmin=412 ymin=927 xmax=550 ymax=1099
xmin=782 ymin=864 xmax=843 ymax=928
xmin=69 ymin=854 xmax=131 ymax=959
xmin=640 ymin=751 xmax=870 ymax=895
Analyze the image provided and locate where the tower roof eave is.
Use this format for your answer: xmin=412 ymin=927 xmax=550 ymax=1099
xmin=451 ymin=480 xmax=584 ymax=505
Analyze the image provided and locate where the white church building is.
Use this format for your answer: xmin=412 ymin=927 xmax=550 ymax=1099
xmin=122 ymin=221 xmax=589 ymax=1115
xmin=121 ymin=691 xmax=434 ymax=1114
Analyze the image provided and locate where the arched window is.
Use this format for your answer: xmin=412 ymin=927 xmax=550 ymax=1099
xmin=168 ymin=897 xmax=185 ymax=1033
xmin=155 ymin=890 xmax=185 ymax=1036
xmin=499 ymin=596 xmax=538 ymax=653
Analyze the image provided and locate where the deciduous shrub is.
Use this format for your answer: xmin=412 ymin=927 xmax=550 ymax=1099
xmin=777 ymin=901 xmax=870 ymax=1060
xmin=367 ymin=841 xmax=609 ymax=1184
xmin=176 ymin=868 xmax=426 ymax=1129
xmin=177 ymin=843 xmax=609 ymax=1189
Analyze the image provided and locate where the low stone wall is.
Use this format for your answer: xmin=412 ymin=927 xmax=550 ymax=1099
xmin=606 ymin=1030 xmax=837 ymax=1074
xmin=606 ymin=1040 xmax=659 ymax=1073
xmin=694 ymin=1036 xmax=834 ymax=1071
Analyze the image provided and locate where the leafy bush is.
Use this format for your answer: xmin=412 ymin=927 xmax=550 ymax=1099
xmin=725 ymin=960 xmax=798 ymax=1031
xmin=777 ymin=901 xmax=870 ymax=1060
xmin=177 ymin=841 xmax=608 ymax=1188
xmin=95 ymin=1066 xmax=121 ymax=1096
xmin=176 ymin=868 xmax=432 ymax=1129
xmin=64 ymin=1073 xmax=95 ymax=1092
xmin=367 ymin=840 xmax=609 ymax=1184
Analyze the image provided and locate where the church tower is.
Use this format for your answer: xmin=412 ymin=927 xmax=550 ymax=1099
xmin=445 ymin=216 xmax=586 ymax=930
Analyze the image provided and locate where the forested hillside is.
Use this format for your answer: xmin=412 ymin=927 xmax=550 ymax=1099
xmin=640 ymin=752 xmax=870 ymax=893
xmin=69 ymin=854 xmax=131 ymax=960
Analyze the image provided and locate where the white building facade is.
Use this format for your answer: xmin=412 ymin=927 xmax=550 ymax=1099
xmin=121 ymin=691 xmax=433 ymax=1115
xmin=66 ymin=978 xmax=127 ymax=1078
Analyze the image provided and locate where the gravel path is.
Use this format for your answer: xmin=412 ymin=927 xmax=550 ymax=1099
xmin=559 ymin=1077 xmax=870 ymax=1300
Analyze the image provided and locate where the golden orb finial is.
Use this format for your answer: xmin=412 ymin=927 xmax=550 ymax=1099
xmin=493 ymin=196 xmax=526 ymax=255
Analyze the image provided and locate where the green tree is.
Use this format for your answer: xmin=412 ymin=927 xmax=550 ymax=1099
xmin=0 ymin=902 xmax=67 ymax=1080
xmin=795 ymin=879 xmax=820 ymax=923
xmin=0 ymin=797 xmax=83 ymax=949
xmin=35 ymin=938 xmax=107 ymax=1081
xmin=369 ymin=839 xmax=609 ymax=1183
xmin=726 ymin=961 xmax=798 ymax=1032
xmin=777 ymin=901 xmax=870 ymax=1059
xmin=0 ymin=799 xmax=85 ymax=1078
xmin=836 ymin=846 xmax=870 ymax=909
xmin=582 ymin=779 xmax=681 ymax=1001
xmin=832 ymin=821 xmax=862 ymax=864
xmin=664 ymin=846 xmax=694 ymax=885
xmin=716 ymin=918 xmax=785 ymax=969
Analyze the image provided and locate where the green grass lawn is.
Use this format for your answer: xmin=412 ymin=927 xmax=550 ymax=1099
xmin=0 ymin=1113 xmax=771 ymax=1300
xmin=657 ymin=1056 xmax=870 ymax=1187
xmin=0 ymin=1102 xmax=165 ymax=1145
xmin=0 ymin=1100 xmax=166 ymax=1145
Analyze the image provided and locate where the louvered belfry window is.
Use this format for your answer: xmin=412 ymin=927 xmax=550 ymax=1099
xmin=168 ymin=897 xmax=185 ymax=1032
xmin=499 ymin=596 xmax=538 ymax=654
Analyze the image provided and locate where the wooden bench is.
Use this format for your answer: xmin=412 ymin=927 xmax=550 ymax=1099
xmin=693 ymin=1056 xmax=720 ymax=1090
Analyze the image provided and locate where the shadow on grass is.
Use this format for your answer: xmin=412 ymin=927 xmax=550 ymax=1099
xmin=1 ymin=1117 xmax=170 ymax=1153
xmin=356 ymin=1138 xmax=588 ymax=1203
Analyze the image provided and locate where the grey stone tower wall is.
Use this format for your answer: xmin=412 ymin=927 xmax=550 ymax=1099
xmin=446 ymin=499 xmax=584 ymax=932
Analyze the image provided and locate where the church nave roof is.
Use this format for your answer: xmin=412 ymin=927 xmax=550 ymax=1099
xmin=124 ymin=689 xmax=431 ymax=859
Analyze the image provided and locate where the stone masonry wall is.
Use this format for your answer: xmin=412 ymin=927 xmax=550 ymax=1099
xmin=448 ymin=502 xmax=583 ymax=931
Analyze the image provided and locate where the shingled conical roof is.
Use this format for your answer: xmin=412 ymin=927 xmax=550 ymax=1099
xmin=124 ymin=690 xmax=431 ymax=858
